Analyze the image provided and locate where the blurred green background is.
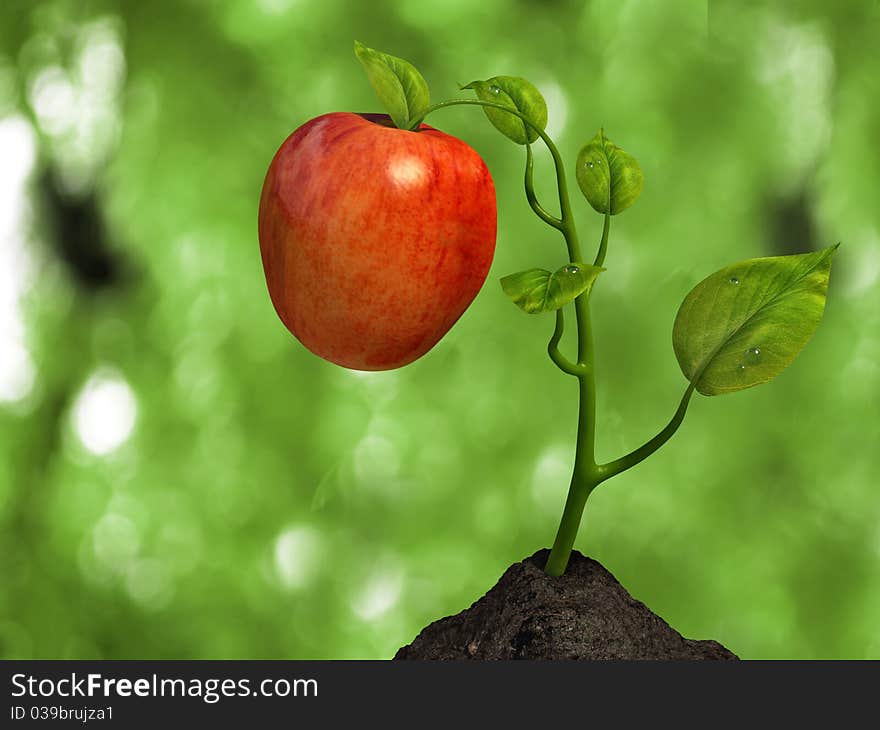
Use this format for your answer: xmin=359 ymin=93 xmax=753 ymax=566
xmin=1 ymin=0 xmax=878 ymax=660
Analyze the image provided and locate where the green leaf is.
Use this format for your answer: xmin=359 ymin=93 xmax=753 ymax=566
xmin=462 ymin=76 xmax=547 ymax=145
xmin=500 ymin=263 xmax=603 ymax=314
xmin=354 ymin=41 xmax=429 ymax=130
xmin=575 ymin=129 xmax=643 ymax=215
xmin=673 ymin=245 xmax=838 ymax=396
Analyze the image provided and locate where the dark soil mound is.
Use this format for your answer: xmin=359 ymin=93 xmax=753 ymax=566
xmin=395 ymin=549 xmax=737 ymax=660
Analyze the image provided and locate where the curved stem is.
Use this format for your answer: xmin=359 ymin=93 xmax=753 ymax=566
xmin=425 ymin=97 xmax=596 ymax=578
xmin=597 ymin=382 xmax=697 ymax=483
xmin=544 ymin=293 xmax=600 ymax=577
xmin=429 ymin=97 xmax=697 ymax=573
xmin=544 ymin=210 xmax=610 ymax=576
xmin=548 ymin=309 xmax=584 ymax=377
xmin=422 ymin=99 xmax=582 ymax=260
xmin=525 ymin=145 xmax=563 ymax=229
xmin=594 ymin=212 xmax=611 ymax=267
xmin=544 ymin=226 xmax=603 ymax=576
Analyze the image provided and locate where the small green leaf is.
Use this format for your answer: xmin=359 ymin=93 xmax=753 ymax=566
xmin=501 ymin=263 xmax=603 ymax=314
xmin=462 ymin=76 xmax=547 ymax=145
xmin=354 ymin=41 xmax=429 ymax=130
xmin=576 ymin=129 xmax=643 ymax=215
xmin=673 ymin=245 xmax=838 ymax=396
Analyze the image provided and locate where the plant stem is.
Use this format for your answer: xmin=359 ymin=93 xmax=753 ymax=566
xmin=597 ymin=382 xmax=696 ymax=482
xmin=547 ymin=309 xmax=583 ymax=377
xmin=594 ymin=212 xmax=611 ymax=267
xmin=423 ymin=98 xmax=604 ymax=576
xmin=525 ymin=145 xmax=563 ymax=230
xmin=544 ymin=288 xmax=601 ymax=576
xmin=546 ymin=141 xmax=603 ymax=578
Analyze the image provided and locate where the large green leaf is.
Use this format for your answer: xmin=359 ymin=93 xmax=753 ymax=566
xmin=673 ymin=245 xmax=838 ymax=396
xmin=501 ymin=263 xmax=603 ymax=314
xmin=575 ymin=129 xmax=643 ymax=215
xmin=354 ymin=41 xmax=429 ymax=130
xmin=462 ymin=76 xmax=547 ymax=145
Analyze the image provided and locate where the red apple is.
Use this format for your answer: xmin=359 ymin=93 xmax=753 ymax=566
xmin=258 ymin=112 xmax=497 ymax=370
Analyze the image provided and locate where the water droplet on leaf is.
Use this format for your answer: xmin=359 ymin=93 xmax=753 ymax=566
xmin=746 ymin=347 xmax=761 ymax=363
xmin=564 ymin=265 xmax=579 ymax=274
xmin=737 ymin=363 xmax=746 ymax=372
xmin=729 ymin=276 xmax=740 ymax=285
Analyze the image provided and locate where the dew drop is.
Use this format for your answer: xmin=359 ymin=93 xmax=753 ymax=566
xmin=564 ymin=264 xmax=580 ymax=274
xmin=746 ymin=347 xmax=761 ymax=363
xmin=729 ymin=276 xmax=740 ymax=285
xmin=489 ymin=85 xmax=501 ymax=95
xmin=737 ymin=363 xmax=747 ymax=372
xmin=587 ymin=161 xmax=594 ymax=168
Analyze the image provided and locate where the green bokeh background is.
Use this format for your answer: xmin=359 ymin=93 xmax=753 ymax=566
xmin=1 ymin=0 xmax=878 ymax=659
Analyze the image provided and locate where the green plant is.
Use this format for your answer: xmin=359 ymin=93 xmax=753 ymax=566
xmin=292 ymin=43 xmax=839 ymax=577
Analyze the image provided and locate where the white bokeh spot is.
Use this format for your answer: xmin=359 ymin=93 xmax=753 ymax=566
xmin=125 ymin=558 xmax=173 ymax=610
xmin=353 ymin=433 xmax=401 ymax=487
xmin=757 ymin=19 xmax=834 ymax=184
xmin=92 ymin=512 xmax=140 ymax=572
xmin=531 ymin=444 xmax=572 ymax=517
xmin=72 ymin=370 xmax=138 ymax=455
xmin=274 ymin=525 xmax=323 ymax=590
xmin=351 ymin=566 xmax=404 ymax=621
xmin=0 ymin=115 xmax=37 ymax=404
xmin=540 ymin=79 xmax=569 ymax=140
